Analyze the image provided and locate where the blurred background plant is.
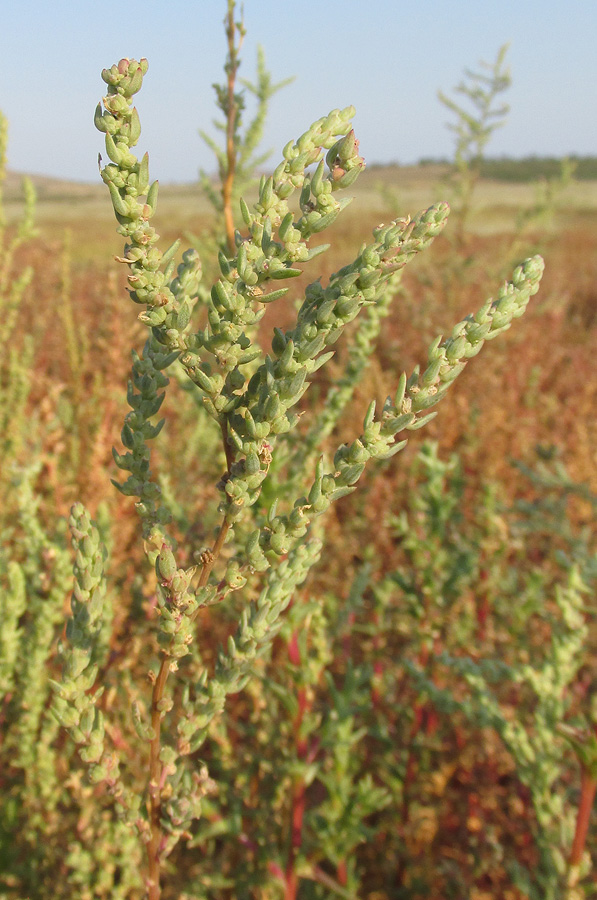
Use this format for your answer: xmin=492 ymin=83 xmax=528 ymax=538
xmin=0 ymin=2 xmax=595 ymax=898
xmin=0 ymin=109 xmax=37 ymax=512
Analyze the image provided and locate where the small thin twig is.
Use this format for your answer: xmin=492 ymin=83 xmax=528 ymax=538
xmin=307 ymin=865 xmax=360 ymax=899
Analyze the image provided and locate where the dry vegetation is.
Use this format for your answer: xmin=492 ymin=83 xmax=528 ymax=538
xmin=10 ymin=167 xmax=596 ymax=501
xmin=2 ymin=156 xmax=596 ymax=899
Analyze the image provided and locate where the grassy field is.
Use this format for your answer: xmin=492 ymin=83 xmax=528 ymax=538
xmin=7 ymin=163 xmax=597 ymax=249
xmin=2 ymin=160 xmax=597 ymax=899
xmin=8 ymin=164 xmax=596 ymax=484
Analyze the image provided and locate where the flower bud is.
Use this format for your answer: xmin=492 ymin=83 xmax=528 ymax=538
xmin=157 ymin=546 xmax=177 ymax=581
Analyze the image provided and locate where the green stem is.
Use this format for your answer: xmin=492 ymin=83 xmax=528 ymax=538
xmin=222 ymin=0 xmax=242 ymax=254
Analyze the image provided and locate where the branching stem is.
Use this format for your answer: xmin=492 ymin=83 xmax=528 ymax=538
xmin=146 ymin=512 xmax=231 ymax=900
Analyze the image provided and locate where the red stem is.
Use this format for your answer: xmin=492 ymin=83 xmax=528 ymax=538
xmin=285 ymin=777 xmax=306 ymax=900
xmin=476 ymin=568 xmax=490 ymax=643
xmin=336 ymin=859 xmax=348 ymax=886
xmin=570 ymin=765 xmax=597 ymax=867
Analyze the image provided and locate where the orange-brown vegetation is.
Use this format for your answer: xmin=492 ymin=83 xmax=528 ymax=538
xmin=3 ymin=170 xmax=596 ymax=899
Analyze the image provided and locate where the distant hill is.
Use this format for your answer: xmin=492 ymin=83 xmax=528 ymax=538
xmin=3 ymin=155 xmax=597 ymax=206
xmin=412 ymin=155 xmax=597 ymax=182
xmin=3 ymin=165 xmax=445 ymax=204
xmin=3 ymin=170 xmax=104 ymax=202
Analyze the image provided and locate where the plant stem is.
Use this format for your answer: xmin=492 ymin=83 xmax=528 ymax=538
xmin=569 ymin=764 xmax=597 ymax=871
xmin=147 ymin=656 xmax=170 ymax=900
xmin=285 ymin=630 xmax=309 ymax=900
xmin=222 ymin=1 xmax=243 ymax=255
xmin=311 ymin=864 xmax=358 ymax=898
xmin=146 ymin=513 xmax=231 ymax=899
xmin=220 ymin=417 xmax=235 ymax=472
xmin=476 ymin=567 xmax=490 ymax=643
xmin=200 ymin=519 xmax=232 ymax=588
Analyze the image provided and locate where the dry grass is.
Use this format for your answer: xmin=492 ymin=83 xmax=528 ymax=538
xmin=3 ymin=164 xmax=596 ymax=899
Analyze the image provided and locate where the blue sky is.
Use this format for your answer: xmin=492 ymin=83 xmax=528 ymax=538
xmin=0 ymin=0 xmax=595 ymax=183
